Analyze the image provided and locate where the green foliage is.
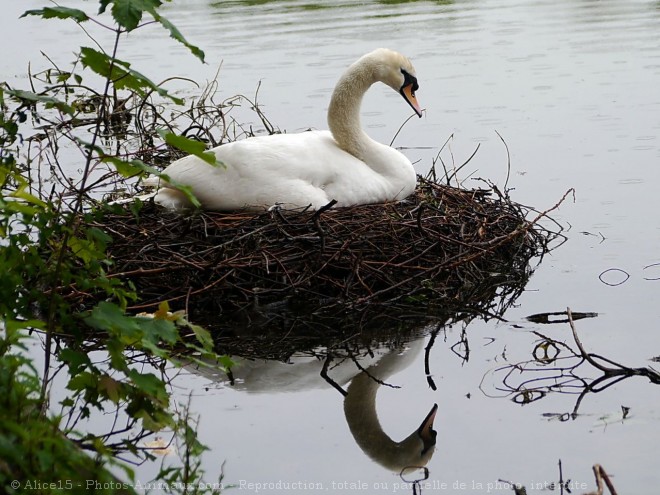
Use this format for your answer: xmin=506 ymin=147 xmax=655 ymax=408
xmin=3 ymin=88 xmax=76 ymax=115
xmin=25 ymin=0 xmax=205 ymax=62
xmin=80 ymin=47 xmax=184 ymax=103
xmin=151 ymin=11 xmax=207 ymax=63
xmin=0 ymin=327 xmax=137 ymax=494
xmin=0 ymin=1 xmax=227 ymax=492
xmin=101 ymin=0 xmax=160 ymax=31
xmin=156 ymin=397 xmax=228 ymax=495
xmin=21 ymin=6 xmax=90 ymax=23
xmin=158 ymin=130 xmax=219 ymax=166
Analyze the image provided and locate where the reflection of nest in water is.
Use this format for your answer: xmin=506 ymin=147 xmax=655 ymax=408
xmin=83 ymin=175 xmax=568 ymax=358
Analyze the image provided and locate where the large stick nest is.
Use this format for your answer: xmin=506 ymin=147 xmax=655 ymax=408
xmin=17 ymin=70 xmax=567 ymax=356
xmin=89 ymin=176 xmax=566 ymax=342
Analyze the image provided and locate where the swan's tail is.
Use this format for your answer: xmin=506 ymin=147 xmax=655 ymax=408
xmin=108 ymin=190 xmax=157 ymax=205
xmin=109 ymin=176 xmax=190 ymax=210
xmin=153 ymin=188 xmax=193 ymax=210
xmin=141 ymin=175 xmax=162 ymax=188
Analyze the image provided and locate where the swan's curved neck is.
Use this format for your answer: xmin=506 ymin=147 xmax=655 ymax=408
xmin=344 ymin=373 xmax=411 ymax=470
xmin=343 ymin=342 xmax=437 ymax=471
xmin=328 ymin=57 xmax=379 ymax=160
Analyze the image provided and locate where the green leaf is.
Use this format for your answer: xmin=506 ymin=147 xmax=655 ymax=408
xmin=95 ymin=1 xmax=203 ymax=60
xmin=158 ymin=130 xmax=218 ymax=166
xmin=79 ymin=47 xmax=183 ymax=104
xmin=106 ymin=337 xmax=129 ymax=373
xmin=2 ymin=200 xmax=39 ymax=217
xmin=87 ymin=226 xmax=113 ymax=247
xmin=5 ymin=319 xmax=46 ymax=333
xmin=98 ymin=375 xmax=123 ymax=403
xmin=67 ymin=236 xmax=99 ymax=265
xmin=74 ymin=137 xmax=149 ymax=185
xmin=59 ymin=348 xmax=91 ymax=375
xmin=101 ymin=155 xmax=161 ymax=178
xmin=11 ymin=186 xmax=47 ymax=209
xmin=6 ymin=89 xmax=75 ymax=116
xmin=85 ymin=301 xmax=141 ymax=337
xmin=174 ymin=184 xmax=202 ymax=208
xmin=110 ymin=0 xmax=144 ymax=31
xmin=188 ymin=322 xmax=213 ymax=351
xmin=67 ymin=371 xmax=98 ymax=392
xmin=21 ymin=7 xmax=90 ymax=23
xmin=136 ymin=316 xmax=178 ymax=347
xmin=85 ymin=302 xmax=180 ymax=359
xmin=98 ymin=0 xmax=112 ymax=15
xmin=152 ymin=11 xmax=205 ymax=62
xmin=127 ymin=369 xmax=167 ymax=401
xmin=108 ymin=159 xmax=144 ymax=178
xmin=108 ymin=0 xmax=162 ymax=31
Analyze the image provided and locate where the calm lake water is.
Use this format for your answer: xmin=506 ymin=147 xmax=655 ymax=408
xmin=3 ymin=0 xmax=660 ymax=493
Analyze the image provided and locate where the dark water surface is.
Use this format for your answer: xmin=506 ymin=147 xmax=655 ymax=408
xmin=3 ymin=0 xmax=660 ymax=493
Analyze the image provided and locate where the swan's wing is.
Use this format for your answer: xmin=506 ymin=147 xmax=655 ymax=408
xmin=155 ymin=131 xmax=356 ymax=210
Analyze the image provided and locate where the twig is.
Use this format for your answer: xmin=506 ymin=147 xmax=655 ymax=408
xmin=567 ymin=308 xmax=611 ymax=373
xmin=585 ymin=464 xmax=618 ymax=495
xmin=494 ymin=130 xmax=511 ymax=191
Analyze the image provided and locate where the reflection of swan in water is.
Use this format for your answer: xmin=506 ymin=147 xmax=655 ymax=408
xmin=184 ymin=334 xmax=437 ymax=470
xmin=340 ymin=338 xmax=438 ymax=471
xmin=187 ymin=349 xmax=383 ymax=393
xmin=344 ymin=374 xmax=437 ymax=471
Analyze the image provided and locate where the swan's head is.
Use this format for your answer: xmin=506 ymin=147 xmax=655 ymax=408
xmin=365 ymin=48 xmax=423 ymax=118
xmin=378 ymin=402 xmax=438 ymax=470
xmin=417 ymin=403 xmax=438 ymax=459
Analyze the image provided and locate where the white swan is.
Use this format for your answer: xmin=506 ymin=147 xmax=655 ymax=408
xmin=149 ymin=48 xmax=422 ymax=211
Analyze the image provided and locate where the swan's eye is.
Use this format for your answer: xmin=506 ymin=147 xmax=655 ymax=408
xmin=400 ymin=69 xmax=419 ymax=94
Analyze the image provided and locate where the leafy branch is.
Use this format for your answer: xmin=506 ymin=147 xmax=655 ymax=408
xmin=0 ymin=1 xmax=232 ymax=492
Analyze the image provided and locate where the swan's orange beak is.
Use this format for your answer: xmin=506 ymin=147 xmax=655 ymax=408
xmin=401 ymin=84 xmax=423 ymax=118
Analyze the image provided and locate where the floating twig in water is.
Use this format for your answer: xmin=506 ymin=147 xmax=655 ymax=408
xmin=481 ymin=308 xmax=660 ymax=417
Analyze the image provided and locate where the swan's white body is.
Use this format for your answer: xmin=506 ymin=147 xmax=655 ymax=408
xmin=149 ymin=48 xmax=422 ymax=211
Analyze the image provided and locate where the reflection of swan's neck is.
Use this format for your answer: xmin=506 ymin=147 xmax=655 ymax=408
xmin=343 ymin=342 xmax=437 ymax=471
xmin=328 ymin=56 xmax=377 ymax=161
